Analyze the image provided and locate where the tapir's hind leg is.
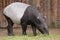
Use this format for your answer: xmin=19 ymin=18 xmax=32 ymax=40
xmin=4 ymin=15 xmax=14 ymax=36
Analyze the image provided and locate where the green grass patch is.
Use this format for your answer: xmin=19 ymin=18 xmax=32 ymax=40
xmin=0 ymin=34 xmax=60 ymax=40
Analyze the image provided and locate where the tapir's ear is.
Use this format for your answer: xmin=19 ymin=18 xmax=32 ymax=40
xmin=43 ymin=16 xmax=46 ymax=21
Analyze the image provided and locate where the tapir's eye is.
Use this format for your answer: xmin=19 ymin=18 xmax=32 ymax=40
xmin=43 ymin=16 xmax=46 ymax=21
xmin=36 ymin=19 xmax=41 ymax=24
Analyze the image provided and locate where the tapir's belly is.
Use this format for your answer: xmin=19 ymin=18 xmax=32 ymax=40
xmin=3 ymin=2 xmax=30 ymax=24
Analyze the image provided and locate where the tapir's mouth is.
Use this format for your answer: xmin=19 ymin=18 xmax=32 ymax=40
xmin=35 ymin=23 xmax=49 ymax=35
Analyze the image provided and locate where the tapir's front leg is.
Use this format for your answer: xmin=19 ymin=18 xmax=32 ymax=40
xmin=31 ymin=24 xmax=37 ymax=36
xmin=21 ymin=22 xmax=27 ymax=35
xmin=4 ymin=15 xmax=14 ymax=36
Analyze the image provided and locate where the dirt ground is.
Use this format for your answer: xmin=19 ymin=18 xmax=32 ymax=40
xmin=0 ymin=28 xmax=60 ymax=36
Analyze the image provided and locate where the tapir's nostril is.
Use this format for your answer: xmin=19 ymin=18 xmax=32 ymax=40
xmin=44 ymin=27 xmax=49 ymax=35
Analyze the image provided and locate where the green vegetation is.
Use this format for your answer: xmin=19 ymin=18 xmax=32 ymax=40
xmin=50 ymin=21 xmax=55 ymax=28
xmin=0 ymin=34 xmax=60 ymax=40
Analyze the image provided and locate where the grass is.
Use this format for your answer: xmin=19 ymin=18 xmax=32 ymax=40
xmin=0 ymin=34 xmax=60 ymax=40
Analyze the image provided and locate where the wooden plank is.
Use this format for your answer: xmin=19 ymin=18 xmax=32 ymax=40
xmin=57 ymin=0 xmax=60 ymax=27
xmin=51 ymin=0 xmax=57 ymax=27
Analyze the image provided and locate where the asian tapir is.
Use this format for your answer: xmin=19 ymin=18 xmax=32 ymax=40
xmin=3 ymin=2 xmax=49 ymax=36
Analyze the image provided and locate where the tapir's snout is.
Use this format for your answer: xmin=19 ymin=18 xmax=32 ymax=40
xmin=35 ymin=18 xmax=49 ymax=35
xmin=38 ymin=23 xmax=49 ymax=35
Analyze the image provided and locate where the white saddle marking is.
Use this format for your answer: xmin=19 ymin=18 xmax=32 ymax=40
xmin=3 ymin=2 xmax=30 ymax=24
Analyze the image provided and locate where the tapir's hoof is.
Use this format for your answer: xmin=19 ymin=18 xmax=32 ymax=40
xmin=23 ymin=33 xmax=27 ymax=35
xmin=34 ymin=35 xmax=37 ymax=36
xmin=23 ymin=34 xmax=27 ymax=35
xmin=8 ymin=34 xmax=15 ymax=36
xmin=33 ymin=34 xmax=37 ymax=36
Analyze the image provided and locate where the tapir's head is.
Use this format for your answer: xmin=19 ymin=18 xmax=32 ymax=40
xmin=35 ymin=15 xmax=49 ymax=35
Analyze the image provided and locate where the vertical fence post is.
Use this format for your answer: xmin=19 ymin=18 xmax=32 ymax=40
xmin=51 ymin=0 xmax=57 ymax=27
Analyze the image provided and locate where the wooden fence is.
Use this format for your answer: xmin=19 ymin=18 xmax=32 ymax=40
xmin=0 ymin=0 xmax=59 ymax=28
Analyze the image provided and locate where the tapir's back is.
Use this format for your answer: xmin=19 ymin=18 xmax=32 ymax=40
xmin=3 ymin=2 xmax=30 ymax=24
